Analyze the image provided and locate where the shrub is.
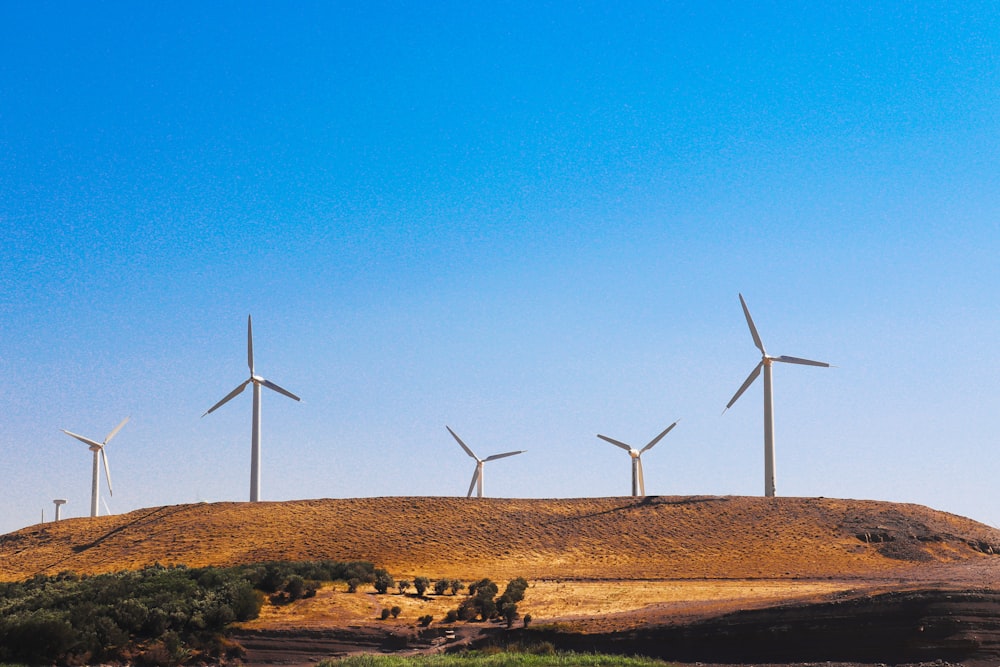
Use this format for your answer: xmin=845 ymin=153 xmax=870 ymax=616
xmin=380 ymin=608 xmax=390 ymax=620
xmin=450 ymin=579 xmax=463 ymax=595
xmin=523 ymin=613 xmax=532 ymax=628
xmin=502 ymin=577 xmax=528 ymax=604
xmin=444 ymin=609 xmax=458 ymax=623
xmin=413 ymin=576 xmax=430 ymax=596
xmin=347 ymin=578 xmax=361 ymax=593
xmin=390 ymin=606 xmax=401 ymax=619
xmin=433 ymin=579 xmax=449 ymax=595
xmin=373 ymin=570 xmax=394 ymax=595
xmin=501 ymin=602 xmax=518 ymax=628
xmin=418 ymin=614 xmax=433 ymax=627
xmin=285 ymin=574 xmax=306 ymax=600
xmin=397 ymin=580 xmax=411 ymax=595
xmin=468 ymin=578 xmax=498 ymax=601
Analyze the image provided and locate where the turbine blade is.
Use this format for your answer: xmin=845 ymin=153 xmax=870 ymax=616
xmin=726 ymin=361 xmax=763 ymax=410
xmin=640 ymin=420 xmax=679 ymax=453
xmin=102 ymin=448 xmax=113 ymax=497
xmin=61 ymin=430 xmax=102 ymax=449
xmin=597 ymin=434 xmax=632 ymax=452
xmin=637 ymin=458 xmax=645 ymax=496
xmin=466 ymin=467 xmax=480 ymax=498
xmin=247 ymin=315 xmax=255 ymax=374
xmin=260 ymin=378 xmax=302 ymax=402
xmin=774 ymin=355 xmax=830 ymax=368
xmin=203 ymin=380 xmax=250 ymax=416
xmin=104 ymin=416 xmax=130 ymax=444
xmin=739 ymin=293 xmax=766 ymax=355
xmin=102 ymin=497 xmax=111 ymax=516
xmin=483 ymin=450 xmax=525 ymax=462
xmin=446 ymin=426 xmax=478 ymax=460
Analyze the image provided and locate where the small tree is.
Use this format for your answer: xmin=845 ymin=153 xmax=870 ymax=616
xmin=373 ymin=570 xmax=394 ymax=595
xmin=502 ymin=577 xmax=528 ymax=604
xmin=285 ymin=575 xmax=306 ymax=600
xmin=501 ymin=602 xmax=518 ymax=628
xmin=433 ymin=579 xmax=449 ymax=596
xmin=390 ymin=606 xmax=401 ymax=619
xmin=418 ymin=614 xmax=433 ymax=627
xmin=444 ymin=609 xmax=459 ymax=623
xmin=469 ymin=578 xmax=497 ymax=601
xmin=397 ymin=580 xmax=411 ymax=595
xmin=347 ymin=578 xmax=361 ymax=593
xmin=449 ymin=580 xmax=463 ymax=595
xmin=413 ymin=576 xmax=430 ymax=596
xmin=380 ymin=608 xmax=390 ymax=620
xmin=523 ymin=613 xmax=532 ymax=628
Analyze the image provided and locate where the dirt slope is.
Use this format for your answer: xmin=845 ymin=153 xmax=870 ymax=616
xmin=2 ymin=495 xmax=997 ymax=582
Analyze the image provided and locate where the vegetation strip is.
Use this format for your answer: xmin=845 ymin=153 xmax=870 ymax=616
xmin=319 ymin=650 xmax=674 ymax=666
xmin=0 ymin=560 xmax=375 ymax=665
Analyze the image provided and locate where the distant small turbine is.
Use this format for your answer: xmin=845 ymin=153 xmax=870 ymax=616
xmin=725 ymin=293 xmax=830 ymax=497
xmin=597 ymin=421 xmax=678 ymax=497
xmin=446 ymin=426 xmax=525 ymax=498
xmin=203 ymin=315 xmax=301 ymax=502
xmin=62 ymin=417 xmax=128 ymax=518
xmin=53 ymin=499 xmax=67 ymax=521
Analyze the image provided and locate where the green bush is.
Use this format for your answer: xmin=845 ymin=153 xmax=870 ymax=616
xmin=373 ymin=569 xmax=394 ymax=594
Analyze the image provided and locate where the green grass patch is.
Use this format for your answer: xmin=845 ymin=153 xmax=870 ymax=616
xmin=318 ymin=650 xmax=674 ymax=666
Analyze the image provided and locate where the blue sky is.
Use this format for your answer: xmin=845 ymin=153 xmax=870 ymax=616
xmin=1 ymin=2 xmax=998 ymax=535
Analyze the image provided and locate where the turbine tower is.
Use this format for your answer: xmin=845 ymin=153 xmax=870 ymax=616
xmin=725 ymin=293 xmax=829 ymax=497
xmin=597 ymin=421 xmax=678 ymax=497
xmin=204 ymin=315 xmax=301 ymax=502
xmin=61 ymin=417 xmax=128 ymax=517
xmin=53 ymin=499 xmax=67 ymax=521
xmin=446 ymin=426 xmax=525 ymax=498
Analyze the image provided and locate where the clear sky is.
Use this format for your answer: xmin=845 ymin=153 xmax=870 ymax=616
xmin=1 ymin=2 xmax=998 ymax=536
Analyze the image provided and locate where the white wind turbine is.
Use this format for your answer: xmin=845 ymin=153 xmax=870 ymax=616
xmin=446 ymin=426 xmax=525 ymax=498
xmin=61 ymin=416 xmax=129 ymax=517
xmin=203 ymin=315 xmax=301 ymax=502
xmin=725 ymin=293 xmax=829 ymax=497
xmin=597 ymin=421 xmax=678 ymax=497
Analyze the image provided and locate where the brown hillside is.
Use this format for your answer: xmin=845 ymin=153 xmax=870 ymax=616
xmin=1 ymin=496 xmax=998 ymax=582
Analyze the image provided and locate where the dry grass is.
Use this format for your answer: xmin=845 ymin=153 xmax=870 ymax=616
xmin=2 ymin=496 xmax=998 ymax=584
xmin=240 ymin=578 xmax=863 ymax=632
xmin=5 ymin=495 xmax=1000 ymax=633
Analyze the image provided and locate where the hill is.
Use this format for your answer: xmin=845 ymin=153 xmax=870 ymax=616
xmin=2 ymin=495 xmax=998 ymax=582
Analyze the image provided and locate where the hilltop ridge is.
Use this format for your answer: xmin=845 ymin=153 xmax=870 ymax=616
xmin=2 ymin=495 xmax=997 ymax=582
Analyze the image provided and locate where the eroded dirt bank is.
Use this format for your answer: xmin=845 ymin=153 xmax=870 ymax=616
xmin=512 ymin=589 xmax=1000 ymax=664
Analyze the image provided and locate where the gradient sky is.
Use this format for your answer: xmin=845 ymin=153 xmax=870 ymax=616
xmin=2 ymin=2 xmax=998 ymax=536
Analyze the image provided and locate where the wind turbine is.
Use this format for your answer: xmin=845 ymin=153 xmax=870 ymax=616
xmin=725 ymin=293 xmax=829 ymax=497
xmin=203 ymin=315 xmax=301 ymax=502
xmin=61 ymin=417 xmax=128 ymax=517
xmin=446 ymin=426 xmax=525 ymax=498
xmin=597 ymin=421 xmax=678 ymax=497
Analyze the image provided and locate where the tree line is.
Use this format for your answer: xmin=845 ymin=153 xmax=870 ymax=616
xmin=0 ymin=560 xmax=376 ymax=666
